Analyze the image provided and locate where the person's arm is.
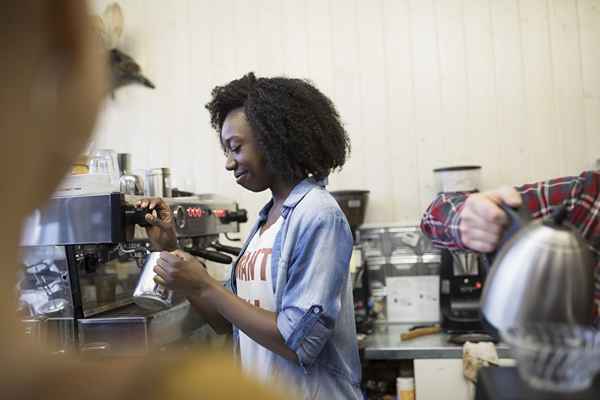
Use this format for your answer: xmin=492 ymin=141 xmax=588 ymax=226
xmin=201 ymin=283 xmax=298 ymax=362
xmin=186 ymin=282 xmax=232 ymax=335
xmin=421 ymin=188 xmax=522 ymax=253
xmin=516 ymin=171 xmax=596 ymax=223
xmin=420 ymin=192 xmax=470 ymax=250
xmin=421 ymin=172 xmax=595 ymax=253
xmin=274 ymin=210 xmax=353 ymax=370
xmin=137 ymin=198 xmax=178 ymax=251
xmin=154 ymin=251 xmax=297 ymax=362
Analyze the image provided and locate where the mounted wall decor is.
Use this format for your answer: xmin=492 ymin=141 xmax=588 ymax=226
xmin=93 ymin=3 xmax=155 ymax=92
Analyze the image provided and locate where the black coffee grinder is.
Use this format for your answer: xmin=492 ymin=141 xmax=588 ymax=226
xmin=440 ymin=249 xmax=492 ymax=342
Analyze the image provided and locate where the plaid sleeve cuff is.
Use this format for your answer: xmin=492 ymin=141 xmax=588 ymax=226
xmin=420 ymin=192 xmax=469 ymax=250
xmin=448 ymin=201 xmax=467 ymax=249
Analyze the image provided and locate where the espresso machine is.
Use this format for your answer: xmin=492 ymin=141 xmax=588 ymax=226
xmin=18 ymin=192 xmax=246 ymax=357
xmin=439 ymin=249 xmax=488 ymax=338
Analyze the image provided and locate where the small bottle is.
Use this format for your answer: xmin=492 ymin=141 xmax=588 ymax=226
xmin=396 ymin=376 xmax=415 ymax=400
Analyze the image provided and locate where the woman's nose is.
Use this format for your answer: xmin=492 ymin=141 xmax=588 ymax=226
xmin=225 ymin=152 xmax=236 ymax=171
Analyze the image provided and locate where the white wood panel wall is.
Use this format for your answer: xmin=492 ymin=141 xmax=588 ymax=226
xmin=90 ymin=0 xmax=600 ymax=237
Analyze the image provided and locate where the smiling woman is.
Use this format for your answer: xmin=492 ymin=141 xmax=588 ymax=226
xmin=143 ymin=72 xmax=362 ymax=399
xmin=220 ymin=108 xmax=271 ymax=193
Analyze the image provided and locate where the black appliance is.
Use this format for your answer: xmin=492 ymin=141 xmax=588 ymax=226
xmin=439 ymin=249 xmax=487 ymax=334
xmin=475 ymin=367 xmax=600 ymax=400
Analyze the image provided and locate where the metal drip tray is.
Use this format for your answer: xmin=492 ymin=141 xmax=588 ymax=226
xmin=78 ymin=300 xmax=205 ymax=357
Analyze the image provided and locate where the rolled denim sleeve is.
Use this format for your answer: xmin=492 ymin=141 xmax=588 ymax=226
xmin=276 ymin=210 xmax=353 ymax=370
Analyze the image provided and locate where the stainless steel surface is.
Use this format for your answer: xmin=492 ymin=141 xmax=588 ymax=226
xmin=118 ymin=153 xmax=143 ymax=195
xmin=144 ymin=168 xmax=171 ymax=197
xmin=117 ymin=153 xmax=132 ymax=174
xmin=363 ymin=324 xmax=511 ymax=360
xmin=120 ymin=174 xmax=143 ymax=195
xmin=452 ymin=252 xmax=479 ymax=276
xmin=21 ymin=317 xmax=76 ymax=354
xmin=481 ymin=217 xmax=595 ymax=334
xmin=21 ymin=193 xmax=244 ymax=247
xmin=21 ymin=193 xmax=123 ymax=246
xmin=78 ymin=300 xmax=204 ymax=356
xmin=19 ymin=191 xmax=244 ymax=355
xmin=133 ymin=252 xmax=173 ymax=311
xmin=19 ymin=246 xmax=73 ymax=318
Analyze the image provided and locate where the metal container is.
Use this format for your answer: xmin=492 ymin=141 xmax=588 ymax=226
xmin=118 ymin=153 xmax=144 ymax=195
xmin=481 ymin=203 xmax=595 ymax=334
xmin=330 ymin=190 xmax=369 ymax=232
xmin=433 ymin=165 xmax=481 ymax=193
xmin=144 ymin=168 xmax=172 ymax=197
xmin=133 ymin=252 xmax=172 ymax=311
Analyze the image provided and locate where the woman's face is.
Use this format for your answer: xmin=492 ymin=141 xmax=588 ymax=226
xmin=220 ymin=109 xmax=273 ymax=192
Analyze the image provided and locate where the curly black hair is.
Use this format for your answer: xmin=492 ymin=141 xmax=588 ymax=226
xmin=205 ymin=72 xmax=350 ymax=183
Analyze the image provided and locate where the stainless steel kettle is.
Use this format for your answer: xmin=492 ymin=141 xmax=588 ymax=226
xmin=481 ymin=203 xmax=596 ymax=334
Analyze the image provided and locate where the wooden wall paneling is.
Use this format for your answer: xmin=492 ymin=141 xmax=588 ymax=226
xmin=256 ymin=0 xmax=284 ymax=76
xmin=356 ymin=0 xmax=393 ymax=223
xmin=462 ymin=0 xmax=499 ymax=189
xmin=518 ymin=0 xmax=562 ymax=182
xmin=209 ymin=0 xmax=244 ymax=202
xmin=306 ymin=0 xmax=334 ymax=96
xmin=548 ymin=0 xmax=587 ymax=176
xmin=186 ymin=1 xmax=219 ymax=195
xmin=232 ymin=0 xmax=260 ymax=77
xmin=409 ymin=0 xmax=444 ymax=212
xmin=281 ymin=0 xmax=309 ymax=77
xmin=382 ymin=0 xmax=420 ymax=223
xmin=88 ymin=0 xmax=599 ymax=226
xmin=166 ymin=0 xmax=192 ymax=188
xmin=329 ymin=0 xmax=364 ymax=192
xmin=434 ymin=0 xmax=469 ymax=176
xmin=489 ymin=0 xmax=528 ymax=185
xmin=577 ymin=0 xmax=600 ymax=168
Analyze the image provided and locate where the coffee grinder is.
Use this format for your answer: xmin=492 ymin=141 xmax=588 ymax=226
xmin=439 ymin=249 xmax=490 ymax=341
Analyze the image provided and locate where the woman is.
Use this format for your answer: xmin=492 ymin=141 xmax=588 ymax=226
xmin=143 ymin=73 xmax=362 ymax=399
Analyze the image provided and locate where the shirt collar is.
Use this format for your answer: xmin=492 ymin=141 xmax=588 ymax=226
xmin=257 ymin=176 xmax=327 ymax=221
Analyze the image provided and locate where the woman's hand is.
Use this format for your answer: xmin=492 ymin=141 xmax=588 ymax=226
xmin=459 ymin=187 xmax=522 ymax=253
xmin=153 ymin=250 xmax=216 ymax=295
xmin=136 ymin=198 xmax=177 ymax=251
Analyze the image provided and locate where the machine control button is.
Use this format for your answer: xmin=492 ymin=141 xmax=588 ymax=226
xmin=213 ymin=209 xmax=227 ymax=218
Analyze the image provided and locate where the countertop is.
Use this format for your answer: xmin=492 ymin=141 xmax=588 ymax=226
xmin=363 ymin=324 xmax=512 ymax=360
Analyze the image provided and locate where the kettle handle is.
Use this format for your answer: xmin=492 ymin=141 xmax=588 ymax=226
xmin=483 ymin=202 xmax=530 ymax=270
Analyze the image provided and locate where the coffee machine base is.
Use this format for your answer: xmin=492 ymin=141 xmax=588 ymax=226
xmin=77 ymin=300 xmax=205 ymax=357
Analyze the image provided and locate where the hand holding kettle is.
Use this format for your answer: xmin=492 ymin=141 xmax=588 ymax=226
xmin=459 ymin=187 xmax=522 ymax=253
xmin=480 ymin=197 xmax=595 ymax=335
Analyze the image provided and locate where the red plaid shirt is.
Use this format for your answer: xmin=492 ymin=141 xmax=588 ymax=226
xmin=420 ymin=170 xmax=600 ymax=319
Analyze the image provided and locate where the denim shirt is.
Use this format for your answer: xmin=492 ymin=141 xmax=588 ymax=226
xmin=227 ymin=178 xmax=362 ymax=399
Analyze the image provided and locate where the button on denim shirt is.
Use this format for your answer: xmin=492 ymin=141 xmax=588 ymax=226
xmin=227 ymin=178 xmax=362 ymax=399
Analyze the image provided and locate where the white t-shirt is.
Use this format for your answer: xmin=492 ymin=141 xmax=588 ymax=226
xmin=236 ymin=217 xmax=283 ymax=382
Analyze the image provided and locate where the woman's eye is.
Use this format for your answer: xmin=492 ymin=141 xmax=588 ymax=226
xmin=231 ymin=145 xmax=241 ymax=153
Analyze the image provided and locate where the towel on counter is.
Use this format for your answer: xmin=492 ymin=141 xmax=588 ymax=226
xmin=462 ymin=341 xmax=499 ymax=383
